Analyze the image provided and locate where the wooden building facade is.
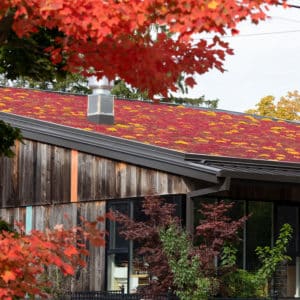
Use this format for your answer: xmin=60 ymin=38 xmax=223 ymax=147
xmin=0 ymin=136 xmax=196 ymax=291
xmin=0 ymin=87 xmax=300 ymax=296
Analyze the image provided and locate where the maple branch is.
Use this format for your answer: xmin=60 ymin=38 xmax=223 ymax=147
xmin=278 ymin=1 xmax=300 ymax=8
xmin=0 ymin=11 xmax=14 ymax=46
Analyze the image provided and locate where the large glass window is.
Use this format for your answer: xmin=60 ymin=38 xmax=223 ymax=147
xmin=107 ymin=202 xmax=130 ymax=292
xmin=106 ymin=195 xmax=185 ymax=293
xmin=275 ymin=204 xmax=299 ymax=297
xmin=246 ymin=201 xmax=273 ymax=270
xmin=193 ymin=198 xmax=273 ymax=271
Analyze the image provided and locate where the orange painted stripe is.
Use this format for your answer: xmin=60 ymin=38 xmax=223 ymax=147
xmin=70 ymin=150 xmax=78 ymax=203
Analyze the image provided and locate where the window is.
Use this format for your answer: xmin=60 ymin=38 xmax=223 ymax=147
xmin=246 ymin=201 xmax=273 ymax=270
xmin=193 ymin=197 xmax=273 ymax=271
xmin=275 ymin=204 xmax=299 ymax=297
xmin=106 ymin=195 xmax=185 ymax=293
xmin=107 ymin=202 xmax=130 ymax=292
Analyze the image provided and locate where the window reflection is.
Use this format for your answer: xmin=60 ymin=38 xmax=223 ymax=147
xmin=193 ymin=198 xmax=273 ymax=271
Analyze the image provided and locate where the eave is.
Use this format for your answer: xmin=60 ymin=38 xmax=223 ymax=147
xmin=1 ymin=112 xmax=299 ymax=185
xmin=0 ymin=112 xmax=219 ymax=183
xmin=185 ymin=154 xmax=300 ymax=184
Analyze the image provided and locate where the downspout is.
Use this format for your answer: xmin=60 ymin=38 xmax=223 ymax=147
xmin=188 ymin=176 xmax=231 ymax=198
xmin=185 ymin=177 xmax=231 ymax=234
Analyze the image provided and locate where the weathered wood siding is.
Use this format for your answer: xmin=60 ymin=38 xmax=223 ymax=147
xmin=77 ymin=153 xmax=191 ymax=201
xmin=0 ymin=140 xmax=71 ymax=207
xmin=0 ymin=201 xmax=106 ymax=291
xmin=0 ymin=139 xmax=194 ymax=207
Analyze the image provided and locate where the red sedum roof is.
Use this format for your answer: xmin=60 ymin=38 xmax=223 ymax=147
xmin=0 ymin=87 xmax=300 ymax=163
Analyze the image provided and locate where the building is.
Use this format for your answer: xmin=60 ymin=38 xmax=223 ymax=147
xmin=0 ymin=86 xmax=299 ymax=296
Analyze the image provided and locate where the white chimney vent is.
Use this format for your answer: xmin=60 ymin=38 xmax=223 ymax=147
xmin=87 ymin=76 xmax=114 ymax=125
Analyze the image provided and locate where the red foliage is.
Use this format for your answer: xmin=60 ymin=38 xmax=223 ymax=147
xmin=115 ymin=196 xmax=179 ymax=294
xmin=195 ymin=200 xmax=247 ymax=274
xmin=0 ymin=217 xmax=107 ymax=299
xmin=0 ymin=0 xmax=285 ymax=96
xmin=115 ymin=198 xmax=248 ymax=294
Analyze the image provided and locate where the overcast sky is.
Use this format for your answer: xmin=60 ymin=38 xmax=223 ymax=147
xmin=182 ymin=4 xmax=300 ymax=113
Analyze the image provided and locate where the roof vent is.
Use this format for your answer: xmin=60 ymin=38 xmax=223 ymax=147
xmin=87 ymin=76 xmax=114 ymax=125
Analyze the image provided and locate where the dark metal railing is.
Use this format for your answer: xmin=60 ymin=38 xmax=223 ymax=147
xmin=66 ymin=287 xmax=284 ymax=300
xmin=66 ymin=286 xmax=179 ymax=300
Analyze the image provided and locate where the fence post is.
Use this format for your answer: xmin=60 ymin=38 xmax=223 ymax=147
xmin=167 ymin=287 xmax=171 ymax=300
xmin=121 ymin=285 xmax=125 ymax=300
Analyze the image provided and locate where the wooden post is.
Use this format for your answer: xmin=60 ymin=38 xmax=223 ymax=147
xmin=186 ymin=195 xmax=194 ymax=236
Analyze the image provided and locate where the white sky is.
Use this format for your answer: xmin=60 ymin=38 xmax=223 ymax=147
xmin=182 ymin=4 xmax=300 ymax=112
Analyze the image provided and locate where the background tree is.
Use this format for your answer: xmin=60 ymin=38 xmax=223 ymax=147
xmin=0 ymin=27 xmax=67 ymax=83
xmin=111 ymin=79 xmax=219 ymax=108
xmin=165 ymin=95 xmax=219 ymax=109
xmin=0 ymin=120 xmax=22 ymax=157
xmin=111 ymin=79 xmax=148 ymax=100
xmin=245 ymin=90 xmax=300 ymax=121
xmin=276 ymin=90 xmax=300 ymax=121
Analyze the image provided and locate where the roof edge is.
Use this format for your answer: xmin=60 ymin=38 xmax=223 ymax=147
xmin=0 ymin=112 xmax=220 ymax=183
xmin=185 ymin=153 xmax=300 ymax=169
xmin=185 ymin=153 xmax=300 ymax=183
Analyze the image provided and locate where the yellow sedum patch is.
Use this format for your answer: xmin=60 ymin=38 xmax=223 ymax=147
xmin=106 ymin=127 xmax=118 ymax=132
xmin=175 ymin=140 xmax=189 ymax=145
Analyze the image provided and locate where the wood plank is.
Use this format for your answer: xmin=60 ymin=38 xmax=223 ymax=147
xmin=94 ymin=157 xmax=103 ymax=200
xmin=0 ymin=156 xmax=14 ymax=207
xmin=78 ymin=153 xmax=93 ymax=201
xmin=18 ymin=140 xmax=35 ymax=206
xmin=51 ymin=146 xmax=71 ymax=204
xmin=71 ymin=150 xmax=78 ymax=203
xmin=115 ymin=162 xmax=127 ymax=198
xmin=35 ymin=143 xmax=52 ymax=204
xmin=126 ymin=164 xmax=137 ymax=197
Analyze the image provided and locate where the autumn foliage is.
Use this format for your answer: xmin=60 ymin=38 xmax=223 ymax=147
xmin=246 ymin=90 xmax=300 ymax=121
xmin=195 ymin=201 xmax=247 ymax=275
xmin=116 ymin=197 xmax=247 ymax=295
xmin=116 ymin=196 xmax=179 ymax=294
xmin=0 ymin=217 xmax=106 ymax=299
xmin=0 ymin=0 xmax=285 ymax=96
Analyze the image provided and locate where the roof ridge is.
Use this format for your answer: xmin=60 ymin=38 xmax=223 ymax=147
xmin=1 ymin=85 xmax=299 ymax=163
xmin=1 ymin=85 xmax=299 ymax=125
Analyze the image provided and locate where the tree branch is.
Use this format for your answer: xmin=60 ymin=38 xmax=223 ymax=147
xmin=0 ymin=11 xmax=14 ymax=46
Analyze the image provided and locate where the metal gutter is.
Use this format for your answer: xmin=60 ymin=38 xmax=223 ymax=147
xmin=187 ymin=177 xmax=231 ymax=198
xmin=185 ymin=153 xmax=300 ymax=169
xmin=0 ymin=112 xmax=220 ymax=183
xmin=185 ymin=153 xmax=300 ymax=183
xmin=185 ymin=177 xmax=231 ymax=233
